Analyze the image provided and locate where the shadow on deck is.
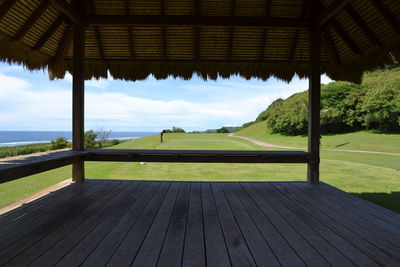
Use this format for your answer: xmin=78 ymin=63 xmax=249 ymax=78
xmin=1 ymin=180 xmax=400 ymax=266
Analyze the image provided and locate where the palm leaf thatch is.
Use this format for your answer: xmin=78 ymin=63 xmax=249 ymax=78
xmin=0 ymin=0 xmax=400 ymax=83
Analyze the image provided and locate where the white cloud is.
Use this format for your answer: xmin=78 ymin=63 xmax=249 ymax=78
xmin=0 ymin=70 xmax=333 ymax=131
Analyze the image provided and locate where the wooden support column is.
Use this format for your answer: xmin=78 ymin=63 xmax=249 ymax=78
xmin=72 ymin=23 xmax=85 ymax=182
xmin=307 ymin=26 xmax=321 ymax=184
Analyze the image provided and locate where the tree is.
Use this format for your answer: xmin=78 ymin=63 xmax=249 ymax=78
xmin=84 ymin=130 xmax=98 ymax=148
xmin=96 ymin=128 xmax=112 ymax=148
xmin=50 ymin=137 xmax=68 ymax=149
xmin=217 ymin=127 xmax=230 ymax=133
xmin=171 ymin=126 xmax=185 ymax=133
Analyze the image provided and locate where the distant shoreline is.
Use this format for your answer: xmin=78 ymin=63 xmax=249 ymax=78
xmin=0 ymin=131 xmax=158 ymax=147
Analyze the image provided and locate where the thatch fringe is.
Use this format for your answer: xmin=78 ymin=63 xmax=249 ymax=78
xmin=0 ymin=32 xmax=50 ymax=71
xmin=1 ymin=30 xmax=400 ymax=85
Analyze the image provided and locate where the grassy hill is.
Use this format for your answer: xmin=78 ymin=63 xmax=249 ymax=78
xmin=236 ymin=120 xmax=400 ymax=153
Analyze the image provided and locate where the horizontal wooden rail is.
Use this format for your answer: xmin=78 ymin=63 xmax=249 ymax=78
xmin=85 ymin=15 xmax=311 ymax=29
xmin=0 ymin=149 xmax=313 ymax=184
xmin=85 ymin=149 xmax=312 ymax=164
xmin=0 ymin=150 xmax=88 ymax=184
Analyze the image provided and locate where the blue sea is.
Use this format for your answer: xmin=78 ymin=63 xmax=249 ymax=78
xmin=0 ymin=131 xmax=158 ymax=147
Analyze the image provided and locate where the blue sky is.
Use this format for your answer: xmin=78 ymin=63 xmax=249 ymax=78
xmin=0 ymin=62 xmax=332 ymax=132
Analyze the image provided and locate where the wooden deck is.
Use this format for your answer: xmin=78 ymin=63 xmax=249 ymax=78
xmin=1 ymin=180 xmax=400 ymax=266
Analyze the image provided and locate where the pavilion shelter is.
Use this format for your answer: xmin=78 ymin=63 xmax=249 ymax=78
xmin=1 ymin=0 xmax=399 ymax=184
xmin=1 ymin=1 xmax=400 ymax=266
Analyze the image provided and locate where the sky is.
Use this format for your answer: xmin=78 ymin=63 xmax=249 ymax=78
xmin=0 ymin=62 xmax=332 ymax=132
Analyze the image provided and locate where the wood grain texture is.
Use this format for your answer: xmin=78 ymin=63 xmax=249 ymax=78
xmin=1 ymin=180 xmax=399 ymax=266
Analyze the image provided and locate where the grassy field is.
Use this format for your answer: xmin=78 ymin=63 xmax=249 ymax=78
xmin=1 ymin=129 xmax=399 ymax=213
xmin=236 ymin=121 xmax=400 ymax=153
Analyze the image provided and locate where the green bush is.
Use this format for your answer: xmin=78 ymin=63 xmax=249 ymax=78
xmin=50 ymin=137 xmax=69 ymax=149
xmin=84 ymin=130 xmax=98 ymax=148
xmin=256 ymin=68 xmax=400 ymax=135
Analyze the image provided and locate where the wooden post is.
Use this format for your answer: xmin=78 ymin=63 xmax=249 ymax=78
xmin=72 ymin=22 xmax=85 ymax=182
xmin=307 ymin=26 xmax=321 ymax=184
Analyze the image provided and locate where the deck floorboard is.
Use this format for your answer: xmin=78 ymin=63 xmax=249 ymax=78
xmin=1 ymin=180 xmax=400 ymax=267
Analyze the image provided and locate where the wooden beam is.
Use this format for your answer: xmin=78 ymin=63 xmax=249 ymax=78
xmin=72 ymin=22 xmax=85 ymax=182
xmin=50 ymin=0 xmax=81 ymax=25
xmin=323 ymin=31 xmax=341 ymax=66
xmin=288 ymin=2 xmax=306 ymax=62
xmin=194 ymin=0 xmax=201 ymax=61
xmin=13 ymin=0 xmax=51 ymax=41
xmin=33 ymin=16 xmax=65 ymax=50
xmin=370 ymin=0 xmax=400 ymax=33
xmin=316 ymin=0 xmax=352 ymax=27
xmin=85 ymin=149 xmax=312 ymax=164
xmin=53 ymin=25 xmax=73 ymax=65
xmin=307 ymin=26 xmax=321 ymax=184
xmin=0 ymin=0 xmax=15 ymax=19
xmin=95 ymin=27 xmax=105 ymax=60
xmin=123 ymin=0 xmax=135 ymax=60
xmin=0 ymin=151 xmax=88 ymax=184
xmin=65 ymin=58 xmax=317 ymax=64
xmin=161 ymin=27 xmax=168 ymax=60
xmin=227 ymin=0 xmax=236 ymax=60
xmin=86 ymin=15 xmax=311 ymax=28
xmin=345 ymin=5 xmax=382 ymax=46
xmin=331 ymin=20 xmax=363 ymax=55
xmin=259 ymin=0 xmax=271 ymax=61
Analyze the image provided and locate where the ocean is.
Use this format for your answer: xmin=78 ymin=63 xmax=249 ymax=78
xmin=0 ymin=131 xmax=158 ymax=147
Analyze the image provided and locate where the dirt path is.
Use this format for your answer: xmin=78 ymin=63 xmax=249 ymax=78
xmin=229 ymin=134 xmax=400 ymax=156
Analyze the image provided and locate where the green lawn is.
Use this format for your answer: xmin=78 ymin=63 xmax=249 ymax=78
xmin=1 ymin=131 xmax=399 ymax=213
xmin=236 ymin=121 xmax=400 ymax=153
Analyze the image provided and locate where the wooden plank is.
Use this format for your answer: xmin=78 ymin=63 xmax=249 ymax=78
xmin=201 ymin=182 xmax=231 ymax=267
xmin=330 ymin=20 xmax=363 ymax=55
xmin=221 ymin=183 xmax=281 ymax=266
xmin=0 ymin=0 xmax=15 ymax=18
xmin=13 ymin=0 xmax=50 ymax=41
xmin=211 ymin=183 xmax=257 ymax=266
xmin=316 ymin=0 xmax=352 ymax=27
xmin=0 ymin=150 xmax=88 ymax=184
xmin=66 ymin=58 xmax=317 ymax=64
xmin=131 ymin=183 xmax=181 ymax=266
xmin=4 ymin=181 xmax=132 ymax=266
xmin=26 ymin=181 xmax=141 ymax=266
xmin=316 ymin=185 xmax=400 ymax=230
xmin=241 ymin=183 xmax=330 ymax=266
xmin=33 ymin=16 xmax=65 ymax=50
xmin=229 ymin=183 xmax=305 ymax=266
xmin=105 ymin=182 xmax=176 ymax=266
xmin=0 ymin=180 xmax=118 ymax=265
xmin=290 ymin=183 xmax=400 ymax=249
xmin=72 ymin=20 xmax=85 ymax=182
xmin=49 ymin=0 xmax=81 ymax=24
xmin=371 ymin=0 xmax=400 ymax=33
xmin=284 ymin=183 xmax=400 ymax=266
xmin=157 ymin=183 xmax=191 ymax=266
xmin=261 ymin=183 xmax=357 ymax=266
xmin=85 ymin=149 xmax=311 ymax=164
xmin=55 ymin=182 xmax=151 ymax=266
xmin=0 ymin=180 xmax=93 ymax=232
xmin=272 ymin=182 xmax=379 ymax=266
xmin=345 ymin=5 xmax=382 ymax=46
xmin=307 ymin=26 xmax=321 ymax=184
xmin=0 ymin=180 xmax=74 ymax=225
xmin=181 ymin=183 xmax=206 ymax=267
xmin=321 ymin=183 xmax=400 ymax=227
xmin=86 ymin=15 xmax=311 ymax=28
xmin=80 ymin=182 xmax=166 ymax=266
xmin=52 ymin=25 xmax=73 ymax=66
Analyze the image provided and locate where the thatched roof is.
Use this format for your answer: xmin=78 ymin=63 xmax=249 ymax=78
xmin=0 ymin=0 xmax=399 ymax=83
